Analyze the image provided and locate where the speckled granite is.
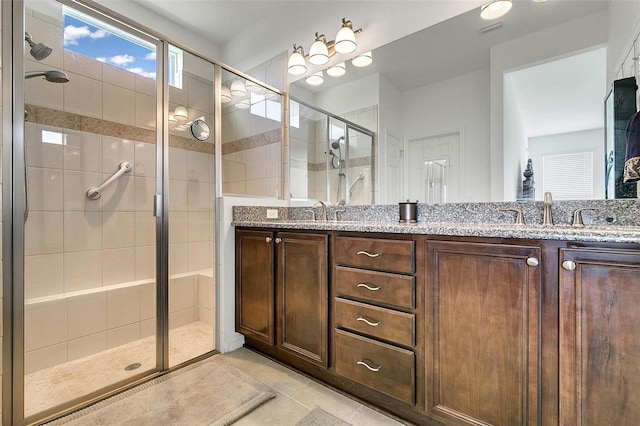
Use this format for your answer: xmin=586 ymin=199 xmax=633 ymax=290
xmin=232 ymin=200 xmax=640 ymax=244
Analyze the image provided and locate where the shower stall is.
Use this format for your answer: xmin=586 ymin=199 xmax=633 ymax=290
xmin=1 ymin=0 xmax=283 ymax=424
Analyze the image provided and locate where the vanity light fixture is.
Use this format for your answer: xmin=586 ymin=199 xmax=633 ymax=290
xmin=326 ymin=62 xmax=346 ymax=78
xmin=309 ymin=33 xmax=330 ymax=65
xmin=305 ymin=71 xmax=324 ymax=86
xmin=173 ymin=105 xmax=188 ymax=121
xmin=287 ymin=44 xmax=307 ymax=75
xmin=352 ymin=51 xmax=373 ymax=68
xmin=334 ymin=18 xmax=359 ymax=54
xmin=480 ymin=0 xmax=512 ymax=20
xmin=230 ymin=79 xmax=247 ymax=97
xmin=220 ymin=85 xmax=232 ymax=103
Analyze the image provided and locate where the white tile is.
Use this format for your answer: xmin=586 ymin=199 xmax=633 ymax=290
xmin=134 ymin=177 xmax=155 ymax=212
xmin=189 ymin=78 xmax=213 ymax=113
xmin=187 ymin=181 xmax=211 ymax=212
xmin=169 ymin=147 xmax=188 ymax=181
xmin=169 ymin=211 xmax=188 ymax=244
xmin=134 ymin=212 xmax=156 ymax=247
xmin=25 ymin=123 xmax=64 ymax=169
xmin=188 ymin=151 xmax=212 ymax=183
xmin=169 ymin=180 xmax=188 ymax=212
xmin=136 ymin=74 xmax=156 ymax=96
xmin=187 ymin=211 xmax=210 ymax=242
xmin=25 ymin=211 xmax=63 ymax=255
xmin=135 ymin=246 xmax=155 ymax=281
xmin=103 ymin=63 xmax=136 ymax=90
xmin=64 ymin=130 xmax=102 ymax=172
xmin=67 ymin=292 xmax=107 ymax=340
xmin=25 ymin=254 xmax=63 ymax=300
xmin=169 ymin=307 xmax=195 ymax=329
xmin=25 ymin=299 xmax=67 ymax=351
xmin=135 ymin=92 xmax=156 ymax=130
xmin=101 ymin=175 xmax=135 ymax=212
xmin=134 ymin=141 xmax=155 ymax=177
xmin=25 ymin=13 xmax=63 ymax=68
xmin=103 ymin=83 xmax=136 ymax=126
xmin=28 ymin=167 xmax=63 ymax=211
xmin=189 ymin=241 xmax=211 ymax=271
xmin=24 ymin=62 xmax=64 ymax=110
xmin=63 ymin=50 xmax=102 ymax=81
xmin=102 ymin=212 xmax=135 ymax=249
xmin=198 ymin=274 xmax=215 ymax=310
xmin=266 ymin=143 xmax=282 ymax=178
xmin=198 ymin=307 xmax=215 ymax=328
xmin=169 ymin=275 xmax=195 ymax=313
xmin=63 ymin=211 xmax=102 ymax=252
xmin=139 ymin=282 xmax=156 ymax=320
xmin=63 ymin=171 xmax=102 ymax=211
xmin=106 ymin=323 xmax=140 ymax=349
xmin=63 ymin=250 xmax=103 ymax=292
xmin=101 ymin=136 xmax=135 ymax=173
xmin=102 ymin=248 xmax=135 ymax=286
xmin=169 ymin=243 xmax=189 ymax=275
xmin=107 ymin=286 xmax=141 ymax=328
xmin=67 ymin=332 xmax=107 ymax=361
xmin=140 ymin=319 xmax=156 ymax=338
xmin=64 ymin=71 xmax=102 ymax=118
xmin=169 ymin=84 xmax=188 ymax=107
xmin=25 ymin=343 xmax=67 ymax=374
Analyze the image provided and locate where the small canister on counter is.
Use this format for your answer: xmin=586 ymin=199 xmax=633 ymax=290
xmin=399 ymin=200 xmax=418 ymax=223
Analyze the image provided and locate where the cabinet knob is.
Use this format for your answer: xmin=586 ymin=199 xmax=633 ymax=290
xmin=265 ymin=237 xmax=272 ymax=243
xmin=526 ymin=257 xmax=539 ymax=267
xmin=562 ymin=260 xmax=576 ymax=271
xmin=275 ymin=237 xmax=282 ymax=244
xmin=357 ymin=359 xmax=382 ymax=372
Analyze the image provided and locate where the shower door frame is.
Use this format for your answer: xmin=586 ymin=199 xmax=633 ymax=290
xmin=1 ymin=1 xmax=172 ymax=424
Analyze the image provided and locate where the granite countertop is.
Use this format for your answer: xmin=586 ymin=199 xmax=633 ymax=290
xmin=231 ymin=219 xmax=640 ymax=244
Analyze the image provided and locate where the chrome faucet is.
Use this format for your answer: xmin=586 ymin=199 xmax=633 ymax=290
xmin=316 ymin=201 xmax=327 ymax=221
xmin=499 ymin=208 xmax=525 ymax=225
xmin=333 ymin=208 xmax=346 ymax=221
xmin=543 ymin=192 xmax=553 ymax=226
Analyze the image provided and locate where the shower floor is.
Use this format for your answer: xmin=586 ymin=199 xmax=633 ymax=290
xmin=25 ymin=321 xmax=214 ymax=418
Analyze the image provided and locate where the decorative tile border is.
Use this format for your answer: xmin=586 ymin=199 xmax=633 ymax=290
xmin=25 ymin=104 xmax=213 ymax=154
xmin=222 ymin=129 xmax=281 ymax=155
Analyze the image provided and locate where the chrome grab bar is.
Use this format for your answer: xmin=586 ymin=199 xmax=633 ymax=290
xmin=356 ymin=283 xmax=381 ymax=291
xmin=357 ymin=250 xmax=381 ymax=258
xmin=357 ymin=359 xmax=381 ymax=372
xmin=357 ymin=316 xmax=380 ymax=327
xmin=86 ymin=161 xmax=132 ymax=200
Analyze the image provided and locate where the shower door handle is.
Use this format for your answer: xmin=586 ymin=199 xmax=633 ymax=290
xmin=153 ymin=194 xmax=162 ymax=218
xmin=23 ymin=138 xmax=30 ymax=222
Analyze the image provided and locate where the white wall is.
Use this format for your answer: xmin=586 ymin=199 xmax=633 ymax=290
xmin=316 ymin=73 xmax=380 ymax=116
xmin=489 ymin=10 xmax=609 ymax=200
xmin=503 ymin=74 xmax=528 ymax=201
xmin=379 ymin=75 xmax=403 ymax=204
xmin=529 ymin=128 xmax=605 ymax=200
xmin=607 ymin=0 xmax=640 ymax=83
xmin=402 ymin=68 xmax=491 ymax=202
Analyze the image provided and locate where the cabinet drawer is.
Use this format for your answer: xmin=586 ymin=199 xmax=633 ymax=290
xmin=335 ymin=237 xmax=415 ymax=274
xmin=335 ymin=298 xmax=415 ymax=347
xmin=335 ymin=266 xmax=415 ymax=309
xmin=335 ymin=329 xmax=415 ymax=405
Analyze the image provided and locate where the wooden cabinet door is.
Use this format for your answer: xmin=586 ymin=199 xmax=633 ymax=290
xmin=425 ymin=241 xmax=541 ymax=426
xmin=236 ymin=229 xmax=275 ymax=345
xmin=559 ymin=248 xmax=640 ymax=426
xmin=277 ymin=232 xmax=329 ymax=367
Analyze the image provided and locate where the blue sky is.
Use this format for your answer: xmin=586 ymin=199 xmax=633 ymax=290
xmin=63 ymin=15 xmax=156 ymax=78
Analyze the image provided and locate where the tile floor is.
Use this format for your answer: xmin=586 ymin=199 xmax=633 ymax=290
xmin=220 ymin=347 xmax=406 ymax=426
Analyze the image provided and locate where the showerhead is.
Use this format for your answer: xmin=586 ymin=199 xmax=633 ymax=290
xmin=331 ymin=136 xmax=345 ymax=149
xmin=25 ymin=32 xmax=52 ymax=61
xmin=25 ymin=70 xmax=70 ymax=83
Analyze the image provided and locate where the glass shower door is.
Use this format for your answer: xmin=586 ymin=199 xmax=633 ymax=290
xmin=21 ymin=0 xmax=160 ymax=420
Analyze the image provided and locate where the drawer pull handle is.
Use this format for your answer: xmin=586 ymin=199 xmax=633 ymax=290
xmin=357 ymin=250 xmax=381 ymax=258
xmin=357 ymin=359 xmax=382 ymax=372
xmin=357 ymin=283 xmax=381 ymax=291
xmin=265 ymin=237 xmax=272 ymax=243
xmin=357 ymin=316 xmax=380 ymax=327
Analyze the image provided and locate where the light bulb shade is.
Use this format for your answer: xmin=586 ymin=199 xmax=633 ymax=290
xmin=288 ymin=51 xmax=307 ymax=75
xmin=305 ymin=71 xmax=324 ymax=86
xmin=168 ymin=113 xmax=177 ymax=123
xmin=480 ymin=0 xmax=512 ymax=20
xmin=173 ymin=105 xmax=188 ymax=121
xmin=236 ymin=99 xmax=251 ymax=109
xmin=308 ymin=39 xmax=329 ymax=65
xmin=230 ymin=79 xmax=247 ymax=97
xmin=221 ymin=85 xmax=232 ymax=103
xmin=335 ymin=26 xmax=357 ymax=54
xmin=352 ymin=51 xmax=373 ymax=68
xmin=245 ymin=79 xmax=264 ymax=94
xmin=326 ymin=62 xmax=346 ymax=78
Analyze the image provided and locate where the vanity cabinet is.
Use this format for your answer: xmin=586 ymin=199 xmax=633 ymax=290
xmin=424 ymin=240 xmax=541 ymax=425
xmin=235 ymin=229 xmax=329 ymax=367
xmin=559 ymin=247 xmax=640 ymax=426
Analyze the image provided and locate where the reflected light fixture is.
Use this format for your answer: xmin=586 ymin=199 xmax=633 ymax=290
xmin=236 ymin=99 xmax=251 ymax=109
xmin=287 ymin=45 xmax=307 ymax=75
xmin=352 ymin=51 xmax=373 ymax=68
xmin=305 ymin=71 xmax=324 ymax=86
xmin=221 ymin=85 xmax=232 ymax=103
xmin=309 ymin=33 xmax=330 ymax=65
xmin=480 ymin=0 xmax=512 ymax=20
xmin=230 ymin=79 xmax=247 ymax=97
xmin=326 ymin=62 xmax=346 ymax=78
xmin=334 ymin=18 xmax=358 ymax=54
xmin=245 ymin=79 xmax=264 ymax=94
xmin=173 ymin=105 xmax=188 ymax=121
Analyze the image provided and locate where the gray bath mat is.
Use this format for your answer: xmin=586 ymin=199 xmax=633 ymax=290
xmin=296 ymin=407 xmax=353 ymax=426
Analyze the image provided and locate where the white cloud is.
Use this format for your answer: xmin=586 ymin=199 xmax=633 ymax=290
xmin=126 ymin=67 xmax=157 ymax=79
xmin=96 ymin=57 xmax=107 ymax=63
xmin=64 ymin=24 xmax=108 ymax=46
xmin=109 ymin=54 xmax=135 ymax=66
xmin=144 ymin=51 xmax=156 ymax=61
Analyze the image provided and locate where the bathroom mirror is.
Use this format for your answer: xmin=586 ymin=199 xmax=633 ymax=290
xmin=290 ymin=0 xmax=638 ymax=204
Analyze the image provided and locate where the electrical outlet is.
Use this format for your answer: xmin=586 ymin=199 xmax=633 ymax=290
xmin=266 ymin=209 xmax=278 ymax=219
